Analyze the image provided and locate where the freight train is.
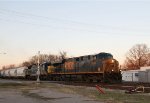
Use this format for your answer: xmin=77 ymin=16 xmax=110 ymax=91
xmin=0 ymin=52 xmax=122 ymax=83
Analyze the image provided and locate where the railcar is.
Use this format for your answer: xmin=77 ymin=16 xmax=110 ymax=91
xmin=16 ymin=67 xmax=28 ymax=78
xmin=26 ymin=62 xmax=50 ymax=80
xmin=48 ymin=52 xmax=122 ymax=83
xmin=0 ymin=69 xmax=6 ymax=78
xmin=0 ymin=67 xmax=28 ymax=79
xmin=1 ymin=69 xmax=10 ymax=78
xmin=9 ymin=68 xmax=17 ymax=78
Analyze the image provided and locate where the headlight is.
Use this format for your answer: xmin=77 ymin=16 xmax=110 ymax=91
xmin=112 ymin=69 xmax=114 ymax=71
xmin=111 ymin=60 xmax=114 ymax=63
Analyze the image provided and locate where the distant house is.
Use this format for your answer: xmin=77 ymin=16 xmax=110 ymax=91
xmin=138 ymin=67 xmax=150 ymax=83
xmin=121 ymin=66 xmax=150 ymax=83
xmin=122 ymin=70 xmax=139 ymax=82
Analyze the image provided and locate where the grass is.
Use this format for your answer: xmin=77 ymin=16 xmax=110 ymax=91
xmin=0 ymin=83 xmax=28 ymax=88
xmin=95 ymin=91 xmax=150 ymax=103
xmin=40 ymin=83 xmax=150 ymax=103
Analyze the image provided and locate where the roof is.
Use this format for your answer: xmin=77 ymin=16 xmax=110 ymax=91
xmin=122 ymin=66 xmax=150 ymax=72
xmin=121 ymin=70 xmax=139 ymax=73
xmin=140 ymin=66 xmax=150 ymax=71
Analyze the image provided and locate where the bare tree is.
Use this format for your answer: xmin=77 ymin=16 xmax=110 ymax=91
xmin=8 ymin=64 xmax=15 ymax=69
xmin=29 ymin=55 xmax=38 ymax=65
xmin=146 ymin=53 xmax=150 ymax=66
xmin=124 ymin=44 xmax=150 ymax=70
xmin=59 ymin=51 xmax=67 ymax=60
xmin=22 ymin=61 xmax=32 ymax=67
xmin=47 ymin=54 xmax=61 ymax=63
xmin=2 ymin=66 xmax=6 ymax=70
xmin=2 ymin=64 xmax=16 ymax=70
xmin=29 ymin=54 xmax=48 ymax=65
xmin=20 ymin=51 xmax=68 ymax=66
xmin=27 ymin=53 xmax=65 ymax=64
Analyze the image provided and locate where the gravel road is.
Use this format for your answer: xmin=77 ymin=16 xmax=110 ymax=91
xmin=0 ymin=79 xmax=103 ymax=103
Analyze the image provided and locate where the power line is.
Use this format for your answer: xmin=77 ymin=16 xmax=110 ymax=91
xmin=0 ymin=8 xmax=94 ymax=25
xmin=0 ymin=8 xmax=140 ymax=32
xmin=0 ymin=17 xmax=116 ymax=35
xmin=0 ymin=8 xmax=149 ymax=36
xmin=0 ymin=16 xmax=149 ymax=37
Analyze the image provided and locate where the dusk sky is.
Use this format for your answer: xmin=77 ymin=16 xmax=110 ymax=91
xmin=0 ymin=0 xmax=150 ymax=68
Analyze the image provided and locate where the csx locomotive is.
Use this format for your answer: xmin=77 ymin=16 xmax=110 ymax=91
xmin=0 ymin=52 xmax=122 ymax=83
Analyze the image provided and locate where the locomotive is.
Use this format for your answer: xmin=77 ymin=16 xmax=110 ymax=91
xmin=0 ymin=52 xmax=122 ymax=83
xmin=47 ymin=52 xmax=122 ymax=83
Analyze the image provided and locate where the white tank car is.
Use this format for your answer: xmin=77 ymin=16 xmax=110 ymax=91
xmin=9 ymin=68 xmax=17 ymax=77
xmin=16 ymin=67 xmax=28 ymax=77
xmin=0 ymin=70 xmax=5 ymax=77
xmin=4 ymin=69 xmax=10 ymax=77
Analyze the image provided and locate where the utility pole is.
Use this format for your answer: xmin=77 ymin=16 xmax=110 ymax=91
xmin=37 ymin=51 xmax=40 ymax=82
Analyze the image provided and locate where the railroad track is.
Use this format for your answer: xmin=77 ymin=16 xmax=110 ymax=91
xmin=55 ymin=81 xmax=150 ymax=92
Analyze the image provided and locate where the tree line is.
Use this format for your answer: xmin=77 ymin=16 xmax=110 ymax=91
xmin=2 ymin=51 xmax=67 ymax=70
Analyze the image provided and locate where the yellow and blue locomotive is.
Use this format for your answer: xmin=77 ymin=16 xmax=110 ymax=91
xmin=48 ymin=52 xmax=122 ymax=83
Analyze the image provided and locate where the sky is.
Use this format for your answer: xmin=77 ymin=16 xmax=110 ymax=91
xmin=0 ymin=0 xmax=150 ymax=68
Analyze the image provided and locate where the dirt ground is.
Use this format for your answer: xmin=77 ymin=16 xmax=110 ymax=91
xmin=0 ymin=79 xmax=102 ymax=103
xmin=0 ymin=89 xmax=102 ymax=103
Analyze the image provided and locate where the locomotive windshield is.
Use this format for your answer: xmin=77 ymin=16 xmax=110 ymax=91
xmin=97 ymin=53 xmax=113 ymax=59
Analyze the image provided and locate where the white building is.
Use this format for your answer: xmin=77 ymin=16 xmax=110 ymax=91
xmin=121 ymin=70 xmax=139 ymax=82
xmin=138 ymin=66 xmax=150 ymax=83
xmin=122 ymin=66 xmax=150 ymax=83
xmin=147 ymin=69 xmax=150 ymax=83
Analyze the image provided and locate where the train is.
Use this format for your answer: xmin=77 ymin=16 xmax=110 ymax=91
xmin=0 ymin=52 xmax=122 ymax=83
